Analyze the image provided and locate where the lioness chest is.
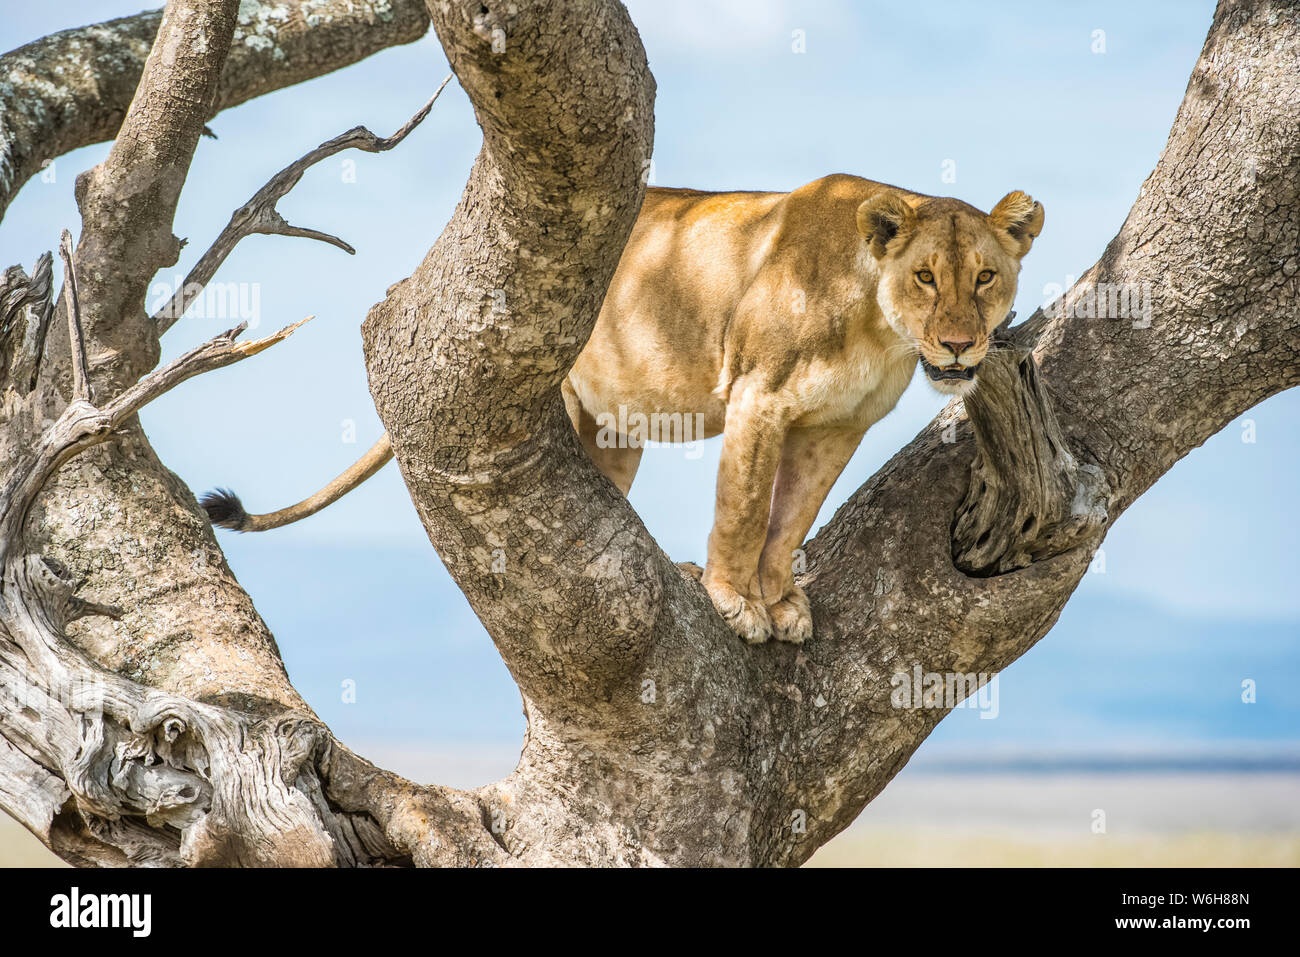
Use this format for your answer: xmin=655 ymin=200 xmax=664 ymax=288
xmin=787 ymin=341 xmax=915 ymax=430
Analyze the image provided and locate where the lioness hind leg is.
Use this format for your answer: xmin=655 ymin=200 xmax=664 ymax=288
xmin=758 ymin=425 xmax=865 ymax=643
xmin=563 ymin=381 xmax=645 ymax=496
xmin=586 ymin=437 xmax=643 ymax=497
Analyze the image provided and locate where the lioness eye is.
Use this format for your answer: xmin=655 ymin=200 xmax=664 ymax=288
xmin=916 ymin=270 xmax=934 ymax=285
xmin=977 ymin=269 xmax=995 ymax=285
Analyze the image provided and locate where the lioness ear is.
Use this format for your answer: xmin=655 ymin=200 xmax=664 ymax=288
xmin=989 ymin=190 xmax=1045 ymax=258
xmin=857 ymin=191 xmax=917 ymax=260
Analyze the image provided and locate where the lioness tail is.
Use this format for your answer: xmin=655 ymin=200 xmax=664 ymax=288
xmin=201 ymin=433 xmax=393 ymax=532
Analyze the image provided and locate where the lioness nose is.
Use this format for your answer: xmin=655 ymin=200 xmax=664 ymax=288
xmin=940 ymin=338 xmax=975 ymax=356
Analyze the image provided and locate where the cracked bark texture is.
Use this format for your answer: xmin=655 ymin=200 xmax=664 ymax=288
xmin=951 ymin=319 xmax=1110 ymax=576
xmin=0 ymin=0 xmax=1297 ymax=867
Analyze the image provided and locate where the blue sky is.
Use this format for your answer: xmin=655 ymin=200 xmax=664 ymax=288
xmin=2 ymin=2 xmax=1296 ymax=781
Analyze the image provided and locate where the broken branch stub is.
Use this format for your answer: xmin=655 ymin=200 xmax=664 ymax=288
xmin=952 ymin=319 xmax=1110 ymax=576
xmin=0 ymin=252 xmax=54 ymax=394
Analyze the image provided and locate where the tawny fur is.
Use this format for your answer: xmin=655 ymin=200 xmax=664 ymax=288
xmin=205 ymin=174 xmax=1043 ymax=644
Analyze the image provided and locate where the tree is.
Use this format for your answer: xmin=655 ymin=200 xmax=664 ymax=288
xmin=0 ymin=0 xmax=1295 ymax=867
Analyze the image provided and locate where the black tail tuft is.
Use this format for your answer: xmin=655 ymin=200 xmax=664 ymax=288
xmin=201 ymin=488 xmax=250 ymax=531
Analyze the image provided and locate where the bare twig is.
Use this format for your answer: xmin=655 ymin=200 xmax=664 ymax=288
xmin=0 ymin=316 xmax=312 ymax=569
xmin=153 ymin=76 xmax=453 ymax=334
xmin=56 ymin=230 xmax=89 ymax=403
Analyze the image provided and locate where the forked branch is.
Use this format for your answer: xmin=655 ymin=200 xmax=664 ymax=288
xmin=0 ymin=227 xmax=499 ymax=866
xmin=0 ymin=0 xmax=433 ymax=222
xmin=0 ymin=276 xmax=311 ymax=569
xmin=152 ymin=77 xmax=453 ymax=334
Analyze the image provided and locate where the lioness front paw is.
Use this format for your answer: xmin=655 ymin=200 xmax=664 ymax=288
xmin=768 ymin=585 xmax=812 ymax=644
xmin=705 ymin=580 xmax=772 ymax=644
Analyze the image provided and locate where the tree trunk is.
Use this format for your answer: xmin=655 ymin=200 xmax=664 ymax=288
xmin=0 ymin=0 xmax=1296 ymax=867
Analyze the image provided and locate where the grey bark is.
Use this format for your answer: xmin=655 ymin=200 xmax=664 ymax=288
xmin=0 ymin=0 xmax=1296 ymax=867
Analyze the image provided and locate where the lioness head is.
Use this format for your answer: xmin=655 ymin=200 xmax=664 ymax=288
xmin=857 ymin=188 xmax=1044 ymax=395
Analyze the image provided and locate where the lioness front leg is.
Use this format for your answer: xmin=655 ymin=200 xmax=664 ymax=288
xmin=758 ymin=425 xmax=865 ymax=643
xmin=704 ymin=393 xmax=790 ymax=644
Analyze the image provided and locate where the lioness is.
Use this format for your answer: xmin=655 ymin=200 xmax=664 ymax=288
xmin=204 ymin=175 xmax=1043 ymax=644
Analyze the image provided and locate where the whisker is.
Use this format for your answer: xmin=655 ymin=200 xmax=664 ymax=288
xmin=884 ymin=339 xmax=921 ymax=358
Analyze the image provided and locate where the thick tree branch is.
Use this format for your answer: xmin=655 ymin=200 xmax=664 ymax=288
xmin=0 ymin=0 xmax=431 ymax=221
xmin=71 ymin=0 xmax=241 ymax=392
xmin=363 ymin=0 xmax=663 ymax=707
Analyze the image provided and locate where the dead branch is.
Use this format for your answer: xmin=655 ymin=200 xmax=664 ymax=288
xmin=952 ymin=317 xmax=1111 ymax=575
xmin=56 ymin=230 xmax=90 ymax=404
xmin=0 ymin=252 xmax=53 ymax=394
xmin=0 ymin=284 xmax=311 ymax=569
xmin=0 ymin=298 xmax=386 ymax=866
xmin=153 ymin=76 xmax=453 ymax=334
